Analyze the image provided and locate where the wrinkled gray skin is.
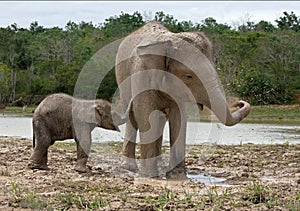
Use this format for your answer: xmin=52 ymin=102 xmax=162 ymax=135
xmin=28 ymin=93 xmax=126 ymax=173
xmin=116 ymin=22 xmax=251 ymax=178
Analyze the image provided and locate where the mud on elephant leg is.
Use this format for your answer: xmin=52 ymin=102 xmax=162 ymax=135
xmin=121 ymin=122 xmax=138 ymax=172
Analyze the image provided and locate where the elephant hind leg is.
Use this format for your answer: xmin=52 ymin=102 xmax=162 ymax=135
xmin=121 ymin=121 xmax=138 ymax=172
xmin=28 ymin=124 xmax=51 ymax=170
xmin=139 ymin=136 xmax=163 ymax=178
xmin=28 ymin=153 xmax=50 ymax=170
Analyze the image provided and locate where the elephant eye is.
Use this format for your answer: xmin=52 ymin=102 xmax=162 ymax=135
xmin=184 ymin=74 xmax=193 ymax=80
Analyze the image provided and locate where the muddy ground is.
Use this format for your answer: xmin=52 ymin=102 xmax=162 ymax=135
xmin=0 ymin=137 xmax=299 ymax=210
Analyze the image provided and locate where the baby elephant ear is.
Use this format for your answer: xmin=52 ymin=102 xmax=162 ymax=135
xmin=80 ymin=104 xmax=97 ymax=124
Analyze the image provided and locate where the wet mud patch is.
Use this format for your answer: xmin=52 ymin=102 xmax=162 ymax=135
xmin=0 ymin=137 xmax=299 ymax=210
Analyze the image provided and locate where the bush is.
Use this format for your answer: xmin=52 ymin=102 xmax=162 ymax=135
xmin=233 ymin=68 xmax=293 ymax=105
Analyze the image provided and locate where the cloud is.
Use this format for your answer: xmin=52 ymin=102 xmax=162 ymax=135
xmin=0 ymin=1 xmax=299 ymax=28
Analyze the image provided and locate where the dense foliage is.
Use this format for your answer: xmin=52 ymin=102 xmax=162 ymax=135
xmin=0 ymin=11 xmax=299 ymax=105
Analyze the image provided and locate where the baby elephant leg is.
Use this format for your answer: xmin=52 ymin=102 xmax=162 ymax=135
xmin=28 ymin=147 xmax=50 ymax=170
xmin=28 ymin=128 xmax=51 ymax=170
xmin=75 ymin=129 xmax=92 ymax=173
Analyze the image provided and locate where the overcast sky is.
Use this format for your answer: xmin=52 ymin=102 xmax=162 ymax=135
xmin=1 ymin=1 xmax=299 ymax=28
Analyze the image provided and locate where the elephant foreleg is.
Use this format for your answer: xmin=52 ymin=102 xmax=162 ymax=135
xmin=75 ymin=128 xmax=91 ymax=173
xmin=139 ymin=110 xmax=167 ymax=178
xmin=167 ymin=103 xmax=187 ymax=179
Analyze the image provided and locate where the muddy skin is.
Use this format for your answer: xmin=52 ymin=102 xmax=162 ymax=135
xmin=1 ymin=137 xmax=299 ymax=210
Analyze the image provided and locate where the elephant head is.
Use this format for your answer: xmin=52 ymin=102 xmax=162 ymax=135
xmin=132 ymin=31 xmax=250 ymax=126
xmin=78 ymin=99 xmax=129 ymax=131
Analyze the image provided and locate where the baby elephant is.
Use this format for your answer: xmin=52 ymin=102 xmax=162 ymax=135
xmin=28 ymin=93 xmax=127 ymax=172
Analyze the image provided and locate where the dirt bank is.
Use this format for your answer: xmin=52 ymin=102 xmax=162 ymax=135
xmin=0 ymin=137 xmax=299 ymax=210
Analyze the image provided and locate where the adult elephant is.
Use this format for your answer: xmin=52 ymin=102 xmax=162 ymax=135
xmin=115 ymin=22 xmax=250 ymax=178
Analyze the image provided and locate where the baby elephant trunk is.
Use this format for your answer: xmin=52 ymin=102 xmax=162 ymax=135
xmin=112 ymin=98 xmax=133 ymax=128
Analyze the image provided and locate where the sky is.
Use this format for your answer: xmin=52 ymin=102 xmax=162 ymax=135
xmin=0 ymin=1 xmax=299 ymax=28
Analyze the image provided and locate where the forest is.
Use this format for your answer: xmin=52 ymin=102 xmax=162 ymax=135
xmin=0 ymin=11 xmax=299 ymax=106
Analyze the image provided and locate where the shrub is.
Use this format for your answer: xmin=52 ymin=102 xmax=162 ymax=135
xmin=233 ymin=68 xmax=293 ymax=105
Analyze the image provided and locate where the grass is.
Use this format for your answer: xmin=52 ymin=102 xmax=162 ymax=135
xmin=243 ymin=180 xmax=278 ymax=207
xmin=188 ymin=104 xmax=300 ymax=124
xmin=146 ymin=187 xmax=177 ymax=210
xmin=9 ymin=180 xmax=48 ymax=209
xmin=206 ymin=185 xmax=219 ymax=203
xmin=54 ymin=141 xmax=76 ymax=150
xmin=286 ymin=192 xmax=300 ymax=211
xmin=57 ymin=192 xmax=105 ymax=209
xmin=244 ymin=104 xmax=300 ymax=124
xmin=5 ymin=168 xmax=298 ymax=210
xmin=54 ymin=180 xmax=132 ymax=209
xmin=0 ymin=168 xmax=10 ymax=176
xmin=2 ymin=106 xmax=36 ymax=115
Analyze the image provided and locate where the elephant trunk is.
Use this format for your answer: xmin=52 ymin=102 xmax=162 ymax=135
xmin=112 ymin=98 xmax=133 ymax=126
xmin=223 ymin=100 xmax=250 ymax=126
xmin=205 ymin=95 xmax=250 ymax=126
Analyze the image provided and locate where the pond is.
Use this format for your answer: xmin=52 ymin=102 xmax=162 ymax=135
xmin=0 ymin=115 xmax=299 ymax=145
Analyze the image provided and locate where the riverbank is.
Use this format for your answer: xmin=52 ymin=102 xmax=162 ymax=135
xmin=193 ymin=103 xmax=300 ymax=124
xmin=244 ymin=104 xmax=300 ymax=124
xmin=2 ymin=104 xmax=300 ymax=124
xmin=0 ymin=137 xmax=299 ymax=210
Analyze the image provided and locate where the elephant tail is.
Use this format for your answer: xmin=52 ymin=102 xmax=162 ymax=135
xmin=32 ymin=133 xmax=35 ymax=148
xmin=32 ymin=118 xmax=35 ymax=148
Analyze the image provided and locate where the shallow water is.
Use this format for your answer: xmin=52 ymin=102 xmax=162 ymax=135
xmin=0 ymin=115 xmax=299 ymax=145
xmin=187 ymin=173 xmax=227 ymax=185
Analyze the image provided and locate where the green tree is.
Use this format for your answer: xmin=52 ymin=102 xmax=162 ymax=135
xmin=54 ymin=64 xmax=80 ymax=94
xmin=29 ymin=21 xmax=44 ymax=34
xmin=233 ymin=68 xmax=292 ymax=105
xmin=257 ymin=30 xmax=300 ymax=91
xmin=0 ymin=62 xmax=11 ymax=103
xmin=0 ymin=24 xmax=19 ymax=102
xmin=254 ymin=21 xmax=275 ymax=32
xmin=197 ymin=17 xmax=232 ymax=35
xmin=154 ymin=11 xmax=188 ymax=32
xmin=238 ymin=21 xmax=255 ymax=32
xmin=0 ymin=11 xmax=299 ymax=105
xmin=276 ymin=11 xmax=300 ymax=32
xmin=101 ymin=11 xmax=144 ymax=38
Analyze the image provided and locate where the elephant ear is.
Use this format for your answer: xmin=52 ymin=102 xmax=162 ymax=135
xmin=136 ymin=40 xmax=172 ymax=70
xmin=77 ymin=103 xmax=98 ymax=124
